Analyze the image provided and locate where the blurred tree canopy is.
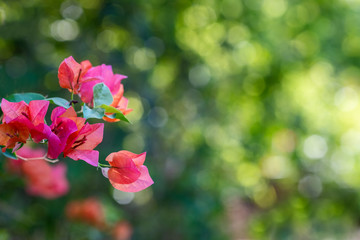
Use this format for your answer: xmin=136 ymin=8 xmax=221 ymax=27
xmin=1 ymin=0 xmax=360 ymax=239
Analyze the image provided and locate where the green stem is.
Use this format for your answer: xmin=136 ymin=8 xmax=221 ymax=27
xmin=70 ymin=92 xmax=75 ymax=109
xmin=98 ymin=163 xmax=112 ymax=168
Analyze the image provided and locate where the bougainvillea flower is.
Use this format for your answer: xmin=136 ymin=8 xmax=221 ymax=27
xmin=50 ymin=105 xmax=86 ymax=130
xmin=79 ymin=64 xmax=127 ymax=104
xmin=1 ymin=99 xmax=49 ymax=126
xmin=65 ymin=198 xmax=106 ymax=229
xmin=103 ymin=84 xmax=133 ymax=122
xmin=58 ymin=56 xmax=92 ymax=94
xmin=1 ymin=99 xmax=49 ymax=142
xmin=30 ymin=107 xmax=79 ymax=159
xmin=6 ymin=146 xmax=45 ymax=175
xmin=63 ymin=122 xmax=104 ymax=166
xmin=104 ymin=151 xmax=153 ymax=192
xmin=16 ymin=146 xmax=69 ymax=199
xmin=0 ymin=122 xmax=29 ymax=151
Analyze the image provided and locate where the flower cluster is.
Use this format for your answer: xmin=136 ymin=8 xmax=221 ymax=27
xmin=1 ymin=56 xmax=153 ymax=195
xmin=66 ymin=198 xmax=133 ymax=240
xmin=6 ymin=146 xmax=68 ymax=199
xmin=66 ymin=198 xmax=106 ymax=229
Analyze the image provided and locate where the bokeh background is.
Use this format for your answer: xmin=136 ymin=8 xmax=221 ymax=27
xmin=1 ymin=0 xmax=360 ymax=239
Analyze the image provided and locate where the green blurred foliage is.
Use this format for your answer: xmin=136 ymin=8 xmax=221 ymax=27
xmin=1 ymin=0 xmax=360 ymax=239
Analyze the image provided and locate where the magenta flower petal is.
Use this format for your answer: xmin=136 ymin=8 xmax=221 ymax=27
xmin=109 ymin=165 xmax=154 ymax=193
xmin=50 ymin=107 xmax=67 ymax=122
xmin=79 ymin=64 xmax=125 ymax=104
xmin=46 ymin=131 xmax=63 ymax=159
xmin=16 ymin=145 xmax=46 ymax=158
xmin=30 ymin=123 xmax=50 ymax=143
xmin=75 ymin=123 xmax=104 ymax=150
xmin=66 ymin=150 xmax=99 ymax=166
xmin=78 ymin=80 xmax=101 ymax=104
xmin=29 ymin=100 xmax=49 ymax=126
xmin=120 ymin=151 xmax=146 ymax=166
xmin=58 ymin=56 xmax=81 ymax=92
xmin=108 ymin=163 xmax=141 ymax=185
xmin=46 ymin=115 xmax=78 ymax=159
xmin=1 ymin=99 xmax=29 ymax=123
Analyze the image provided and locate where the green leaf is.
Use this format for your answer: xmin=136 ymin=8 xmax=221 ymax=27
xmin=0 ymin=148 xmax=17 ymax=159
xmin=5 ymin=93 xmax=45 ymax=104
xmin=46 ymin=97 xmax=70 ymax=108
xmin=99 ymin=104 xmax=130 ymax=123
xmin=83 ymin=104 xmax=105 ymax=119
xmin=93 ymin=83 xmax=113 ymax=107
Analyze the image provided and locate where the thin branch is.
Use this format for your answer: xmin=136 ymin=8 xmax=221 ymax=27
xmin=16 ymin=154 xmax=59 ymax=163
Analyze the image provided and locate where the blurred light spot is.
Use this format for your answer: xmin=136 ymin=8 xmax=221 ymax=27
xmin=39 ymin=18 xmax=52 ymax=37
xmin=309 ymin=61 xmax=334 ymax=85
xmin=0 ymin=7 xmax=5 ymax=24
xmin=61 ymin=1 xmax=83 ymax=20
xmin=221 ymin=0 xmax=242 ymax=19
xmin=298 ymin=175 xmax=322 ymax=198
xmin=303 ymin=135 xmax=328 ymax=159
xmin=227 ymin=25 xmax=251 ymax=45
xmin=243 ymin=74 xmax=265 ymax=96
xmin=96 ymin=30 xmax=117 ymax=52
xmin=334 ymin=87 xmax=358 ymax=111
xmin=262 ymin=156 xmax=292 ymax=179
xmin=233 ymin=41 xmax=256 ymax=66
xmin=292 ymin=32 xmax=319 ymax=57
xmin=243 ymin=0 xmax=262 ymax=10
xmin=113 ymin=189 xmax=134 ymax=205
xmin=253 ymin=185 xmax=277 ymax=208
xmin=179 ymin=89 xmax=203 ymax=122
xmin=272 ymin=129 xmax=296 ymax=153
xmin=262 ymin=0 xmax=287 ymax=18
xmin=149 ymin=60 xmax=177 ymax=89
xmin=221 ymin=147 xmax=244 ymax=165
xmin=5 ymin=57 xmax=27 ymax=79
xmin=145 ymin=37 xmax=165 ymax=57
xmin=342 ymin=35 xmax=360 ymax=56
xmin=189 ymin=65 xmax=211 ymax=87
xmin=183 ymin=5 xmax=216 ymax=29
xmin=203 ymin=22 xmax=226 ymax=45
xmin=341 ymin=129 xmax=360 ymax=154
xmin=236 ymin=163 xmax=261 ymax=187
xmin=133 ymin=188 xmax=153 ymax=206
xmin=233 ymin=42 xmax=271 ymax=68
xmin=330 ymin=150 xmax=354 ymax=174
xmin=122 ymin=133 xmax=145 ymax=153
xmin=286 ymin=5 xmax=310 ymax=28
xmin=128 ymin=48 xmax=156 ymax=71
xmin=147 ymin=107 xmax=168 ymax=128
xmin=205 ymin=124 xmax=227 ymax=148
xmin=50 ymin=19 xmax=79 ymax=41
xmin=126 ymin=93 xmax=144 ymax=122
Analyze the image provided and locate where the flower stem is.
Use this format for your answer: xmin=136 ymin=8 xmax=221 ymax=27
xmin=71 ymin=92 xmax=75 ymax=109
xmin=16 ymin=154 xmax=59 ymax=163
xmin=98 ymin=163 xmax=111 ymax=168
